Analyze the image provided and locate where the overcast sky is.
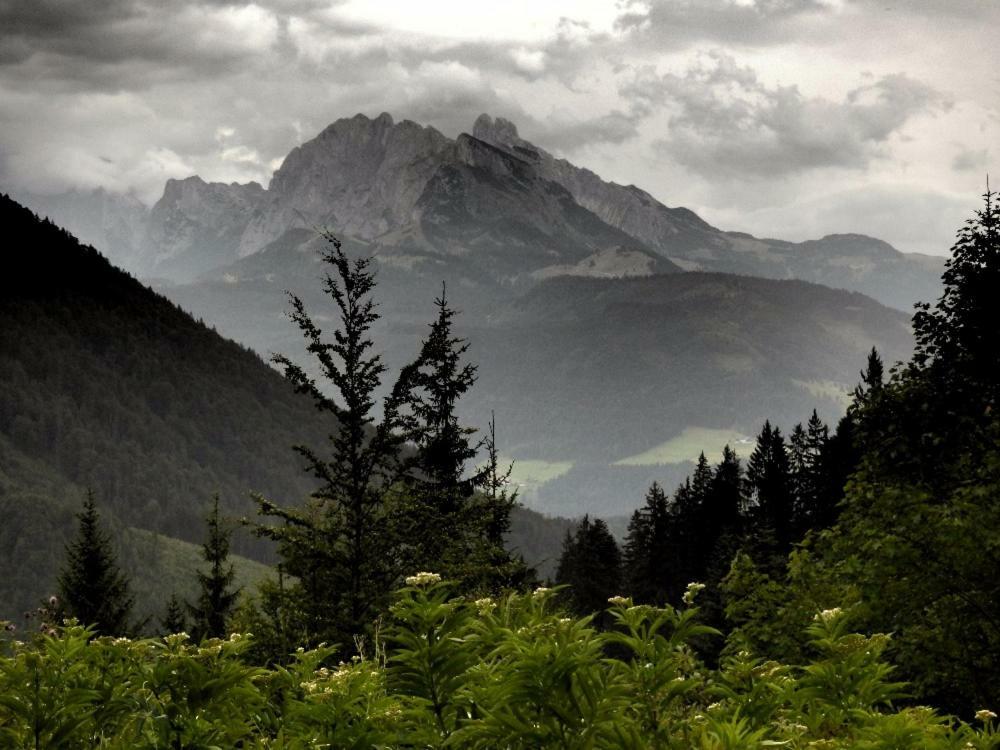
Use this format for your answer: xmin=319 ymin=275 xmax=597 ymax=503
xmin=1 ymin=0 xmax=997 ymax=255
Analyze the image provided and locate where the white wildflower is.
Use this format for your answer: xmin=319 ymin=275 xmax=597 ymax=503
xmin=532 ymin=587 xmax=552 ymax=599
xmin=814 ymin=607 xmax=842 ymax=623
xmin=607 ymin=595 xmax=629 ymax=606
xmin=682 ymin=582 xmax=706 ymax=605
xmin=405 ymin=572 xmax=442 ymax=586
xmin=976 ymin=709 xmax=997 ymax=722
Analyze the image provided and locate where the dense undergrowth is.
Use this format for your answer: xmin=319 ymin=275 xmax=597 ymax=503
xmin=2 ymin=578 xmax=997 ymax=749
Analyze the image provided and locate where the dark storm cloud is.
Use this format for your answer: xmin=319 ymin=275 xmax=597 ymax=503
xmin=0 ymin=0 xmax=371 ymax=91
xmin=629 ymin=53 xmax=950 ymax=178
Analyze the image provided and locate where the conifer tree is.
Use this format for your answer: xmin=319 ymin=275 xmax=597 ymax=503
xmin=58 ymin=491 xmax=134 ymax=635
xmin=161 ymin=593 xmax=187 ymax=635
xmin=745 ymin=421 xmax=793 ymax=565
xmin=707 ymin=445 xmax=744 ymax=533
xmin=555 ymin=515 xmax=622 ymax=620
xmin=622 ymin=482 xmax=673 ymax=604
xmin=253 ymin=233 xmax=415 ymax=646
xmin=189 ymin=496 xmax=240 ymax=641
xmin=398 ymin=285 xmax=486 ymax=579
xmin=853 ymin=347 xmax=885 ymax=408
xmin=468 ymin=414 xmax=534 ymax=591
xmin=789 ymin=411 xmax=830 ymax=535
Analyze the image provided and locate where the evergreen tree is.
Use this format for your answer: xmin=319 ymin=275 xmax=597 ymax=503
xmin=398 ymin=285 xmax=488 ymax=580
xmin=467 ymin=414 xmax=534 ymax=591
xmin=745 ymin=421 xmax=794 ymax=566
xmin=685 ymin=453 xmax=715 ymax=577
xmin=253 ymin=232 xmax=415 ymax=647
xmin=707 ymin=445 xmax=743 ymax=533
xmin=161 ymin=593 xmax=187 ymax=635
xmin=58 ymin=491 xmax=134 ymax=635
xmin=789 ymin=411 xmax=829 ymax=535
xmin=852 ymin=347 xmax=885 ymax=408
xmin=555 ymin=515 xmax=622 ymax=620
xmin=188 ymin=496 xmax=240 ymax=641
xmin=622 ymin=482 xmax=674 ymax=604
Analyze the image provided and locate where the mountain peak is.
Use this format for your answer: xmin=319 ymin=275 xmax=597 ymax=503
xmin=473 ymin=114 xmax=523 ymax=147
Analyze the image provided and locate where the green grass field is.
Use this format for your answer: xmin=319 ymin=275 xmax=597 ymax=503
xmin=125 ymin=527 xmax=276 ymax=620
xmin=503 ymin=458 xmax=575 ymax=497
xmin=613 ymin=426 xmax=754 ymax=467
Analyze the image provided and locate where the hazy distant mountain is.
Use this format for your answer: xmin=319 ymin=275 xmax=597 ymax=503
xmin=15 ymin=112 xmax=942 ymax=309
xmin=471 ymin=114 xmax=943 ymax=311
xmin=145 ymin=176 xmax=266 ymax=280
xmin=162 ymin=223 xmax=914 ymax=516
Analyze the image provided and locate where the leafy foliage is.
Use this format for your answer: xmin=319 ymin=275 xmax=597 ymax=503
xmin=0 ymin=584 xmax=995 ymax=748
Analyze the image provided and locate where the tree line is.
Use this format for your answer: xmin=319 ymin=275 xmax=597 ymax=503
xmin=556 ymin=188 xmax=1000 ymax=712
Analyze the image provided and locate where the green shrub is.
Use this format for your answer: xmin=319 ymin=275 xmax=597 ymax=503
xmin=1 ymin=583 xmax=997 ymax=748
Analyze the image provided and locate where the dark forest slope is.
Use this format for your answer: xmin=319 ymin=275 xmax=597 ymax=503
xmin=0 ymin=194 xmax=334 ymax=616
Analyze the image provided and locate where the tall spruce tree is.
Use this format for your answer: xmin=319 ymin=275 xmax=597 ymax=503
xmin=555 ymin=515 xmax=622 ymax=620
xmin=622 ymin=482 xmax=674 ymax=604
xmin=253 ymin=232 xmax=415 ymax=646
xmin=188 ymin=496 xmax=240 ymax=641
xmin=468 ymin=414 xmax=534 ymax=591
xmin=788 ymin=411 xmax=829 ymax=536
xmin=398 ymin=285 xmax=486 ymax=579
xmin=58 ymin=491 xmax=134 ymax=635
xmin=745 ymin=421 xmax=793 ymax=567
xmin=161 ymin=594 xmax=187 ymax=635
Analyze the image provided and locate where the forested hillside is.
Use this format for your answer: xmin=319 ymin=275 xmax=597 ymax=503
xmin=0 ymin=194 xmax=333 ymax=616
xmin=0 ymin=195 xmax=577 ymax=619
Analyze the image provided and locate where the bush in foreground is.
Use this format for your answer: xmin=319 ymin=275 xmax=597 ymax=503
xmin=1 ymin=580 xmax=997 ymax=748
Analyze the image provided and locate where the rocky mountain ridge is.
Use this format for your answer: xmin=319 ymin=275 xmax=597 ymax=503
xmin=16 ymin=112 xmax=942 ymax=308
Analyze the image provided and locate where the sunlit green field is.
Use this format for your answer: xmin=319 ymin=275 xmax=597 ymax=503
xmin=613 ymin=426 xmax=754 ymax=467
xmin=126 ymin=528 xmax=276 ymax=607
xmin=503 ymin=457 xmax=575 ymax=495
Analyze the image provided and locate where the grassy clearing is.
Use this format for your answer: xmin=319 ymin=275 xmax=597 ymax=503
xmin=125 ymin=528 xmax=275 ymax=618
xmin=503 ymin=458 xmax=575 ymax=496
xmin=613 ymin=426 xmax=754 ymax=467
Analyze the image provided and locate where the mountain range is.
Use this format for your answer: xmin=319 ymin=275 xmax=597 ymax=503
xmin=11 ymin=113 xmax=928 ymax=515
xmin=19 ymin=113 xmax=942 ymax=310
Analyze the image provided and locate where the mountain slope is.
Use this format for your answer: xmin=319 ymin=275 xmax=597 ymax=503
xmin=0 ymin=194 xmax=335 ymax=617
xmin=0 ymin=195 xmax=579 ymax=619
xmin=472 ymin=114 xmax=942 ymax=310
xmin=161 ymin=226 xmax=915 ymax=515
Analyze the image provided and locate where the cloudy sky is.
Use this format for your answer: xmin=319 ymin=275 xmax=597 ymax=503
xmin=1 ymin=0 xmax=997 ymax=255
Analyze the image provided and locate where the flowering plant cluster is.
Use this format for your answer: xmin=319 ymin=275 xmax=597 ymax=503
xmin=0 ymin=583 xmax=997 ymax=748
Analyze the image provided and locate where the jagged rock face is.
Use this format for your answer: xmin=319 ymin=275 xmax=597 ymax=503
xmin=59 ymin=110 xmax=936 ymax=308
xmin=145 ymin=176 xmax=265 ymax=279
xmin=238 ymin=113 xmax=452 ymax=256
xmin=413 ymin=133 xmax=673 ymax=279
xmin=472 ymin=113 xmax=943 ymax=309
xmin=472 ymin=115 xmax=722 ymax=257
